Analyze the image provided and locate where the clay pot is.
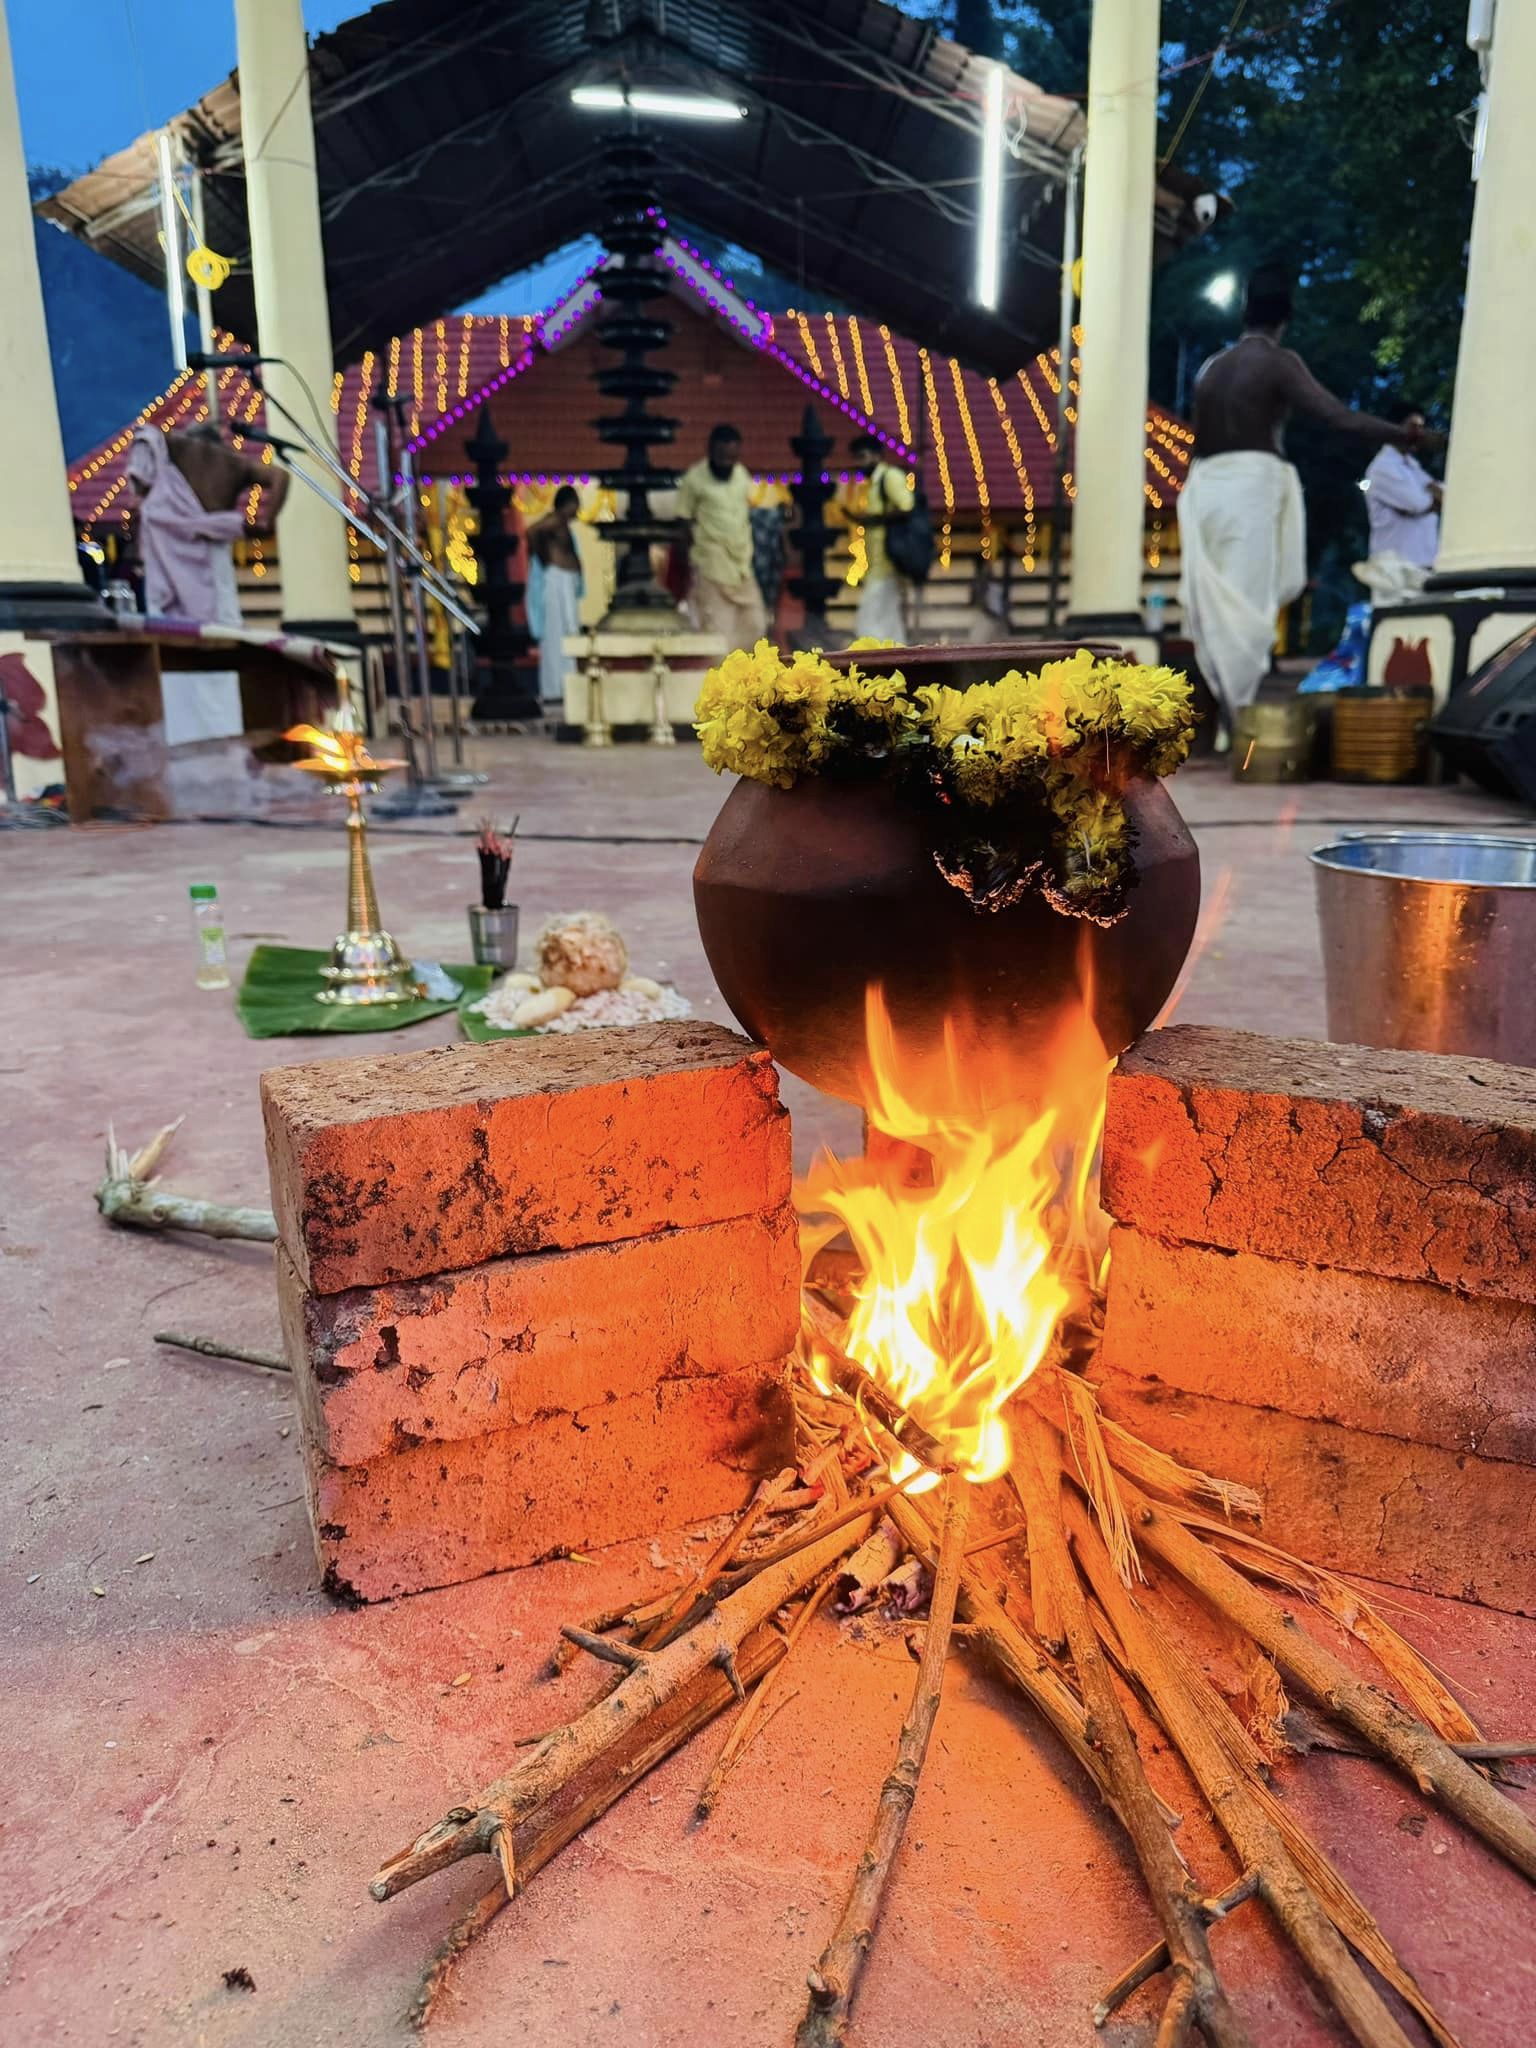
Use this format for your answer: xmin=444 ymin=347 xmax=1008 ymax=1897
xmin=692 ymin=642 xmax=1201 ymax=1107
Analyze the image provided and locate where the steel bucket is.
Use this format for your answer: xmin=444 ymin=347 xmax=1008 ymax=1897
xmin=1309 ymin=832 xmax=1536 ymax=1062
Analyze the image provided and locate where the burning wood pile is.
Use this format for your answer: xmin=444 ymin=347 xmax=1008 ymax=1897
xmin=370 ymin=993 xmax=1536 ymax=2046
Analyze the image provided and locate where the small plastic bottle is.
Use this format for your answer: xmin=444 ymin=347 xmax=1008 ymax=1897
xmin=189 ymin=883 xmax=230 ymax=990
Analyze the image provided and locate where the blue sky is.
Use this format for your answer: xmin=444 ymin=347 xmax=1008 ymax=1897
xmin=10 ymin=0 xmax=355 ymax=171
xmin=10 ymin=0 xmax=598 ymax=311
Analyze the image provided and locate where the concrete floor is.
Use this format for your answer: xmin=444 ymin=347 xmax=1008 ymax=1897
xmin=3 ymin=741 xmax=1535 ymax=2047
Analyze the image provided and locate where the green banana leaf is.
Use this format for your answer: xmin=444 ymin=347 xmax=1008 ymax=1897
xmin=236 ymin=944 xmax=494 ymax=1040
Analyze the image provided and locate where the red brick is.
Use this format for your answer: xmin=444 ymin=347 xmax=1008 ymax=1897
xmin=305 ymin=1366 xmax=794 ymax=1601
xmin=1103 ymin=1026 xmax=1536 ymax=1303
xmin=261 ymin=1021 xmax=789 ymax=1293
xmin=1098 ymin=1373 xmax=1536 ymax=1617
xmin=276 ymin=1207 xmax=800 ymax=1465
xmin=1100 ymin=1230 xmax=1536 ymax=1465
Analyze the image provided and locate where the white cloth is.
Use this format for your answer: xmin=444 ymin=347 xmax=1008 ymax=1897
xmin=1177 ymin=451 xmax=1305 ymax=716
xmin=536 ymin=562 xmax=583 ymax=708
xmin=125 ymin=429 xmax=246 ymax=745
xmin=1363 ymin=445 xmax=1439 ymax=569
xmin=854 ymin=573 xmax=908 ymax=645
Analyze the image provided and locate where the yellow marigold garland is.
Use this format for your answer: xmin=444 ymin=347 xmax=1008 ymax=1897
xmin=694 ymin=644 xmax=1194 ymax=918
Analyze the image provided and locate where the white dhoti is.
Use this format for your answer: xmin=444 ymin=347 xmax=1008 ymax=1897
xmin=1177 ymin=452 xmax=1305 ymax=716
xmin=854 ymin=573 xmax=908 ymax=645
xmin=537 ymin=563 xmax=583 ymax=709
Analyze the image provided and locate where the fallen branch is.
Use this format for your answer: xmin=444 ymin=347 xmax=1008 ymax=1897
xmin=372 ymin=1509 xmax=877 ymax=1912
xmin=1068 ymin=1495 xmax=1436 ymax=2048
xmin=796 ymin=1475 xmax=968 ymax=2048
xmin=695 ymin=1575 xmax=834 ymax=1821
xmin=1126 ymin=1486 xmax=1536 ymax=1886
xmin=98 ymin=1121 xmax=277 ymax=1243
xmin=153 ymin=1331 xmax=288 ymax=1372
xmin=1014 ymin=1412 xmax=1251 ymax=2048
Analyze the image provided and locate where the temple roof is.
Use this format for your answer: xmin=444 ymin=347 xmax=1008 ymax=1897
xmin=67 ymin=282 xmax=1192 ymax=541
xmin=36 ymin=0 xmax=1223 ymax=379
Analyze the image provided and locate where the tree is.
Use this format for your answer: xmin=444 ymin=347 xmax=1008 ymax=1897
xmin=938 ymin=1 xmax=1478 ymax=642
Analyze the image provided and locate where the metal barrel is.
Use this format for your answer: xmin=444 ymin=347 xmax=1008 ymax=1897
xmin=1309 ymin=832 xmax=1536 ymax=1062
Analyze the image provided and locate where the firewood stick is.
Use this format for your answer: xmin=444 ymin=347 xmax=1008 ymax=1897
xmin=409 ymin=1881 xmax=509 ymax=2030
xmin=881 ymin=1490 xmax=1181 ymax=1831
xmin=153 ymin=1331 xmax=289 ymax=1372
xmin=1125 ymin=1484 xmax=1536 ymax=1886
xmin=1095 ymin=1873 xmax=1260 ymax=2026
xmin=371 ymin=1509 xmax=877 ymax=1906
xmin=795 ymin=1475 xmax=968 ymax=2048
xmin=800 ymin=1294 xmax=951 ymax=1473
xmin=409 ymin=1625 xmax=786 ymax=2030
xmin=695 ymin=1575 xmax=835 ymax=1821
xmin=1066 ymin=1496 xmax=1425 ymax=2048
xmin=1013 ymin=1412 xmax=1253 ymax=2048
xmin=638 ymin=1479 xmax=786 ymax=1651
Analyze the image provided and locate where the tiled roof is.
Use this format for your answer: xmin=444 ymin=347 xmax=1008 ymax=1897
xmin=68 ymin=293 xmax=1192 ymax=538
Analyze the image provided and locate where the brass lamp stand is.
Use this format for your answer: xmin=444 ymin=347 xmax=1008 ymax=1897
xmin=284 ymin=724 xmax=421 ymax=1006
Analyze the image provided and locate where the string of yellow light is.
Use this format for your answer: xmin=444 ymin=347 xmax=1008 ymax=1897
xmin=917 ymin=346 xmax=954 ymax=568
xmin=846 ymin=317 xmax=875 ymax=417
xmin=986 ymin=376 xmax=1038 ymax=573
xmin=877 ymin=325 xmax=913 ymax=447
xmin=790 ymin=309 xmax=825 ymax=378
xmin=824 ymin=312 xmax=850 ymax=400
xmin=948 ymin=358 xmax=990 ymax=559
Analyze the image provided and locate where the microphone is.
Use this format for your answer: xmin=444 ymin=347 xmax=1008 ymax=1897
xmin=241 ymin=427 xmax=300 ymax=455
xmin=187 ymin=350 xmax=271 ymax=371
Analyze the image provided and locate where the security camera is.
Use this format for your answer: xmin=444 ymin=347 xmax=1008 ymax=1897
xmin=1192 ymin=192 xmax=1219 ymax=230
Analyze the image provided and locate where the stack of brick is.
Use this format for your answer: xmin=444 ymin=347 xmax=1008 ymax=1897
xmin=262 ymin=1022 xmax=799 ymax=1602
xmin=1097 ymin=1025 xmax=1536 ymax=1616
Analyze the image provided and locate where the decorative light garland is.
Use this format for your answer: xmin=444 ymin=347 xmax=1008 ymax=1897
xmin=410 ymin=326 xmax=423 ymax=437
xmin=790 ymin=309 xmax=825 ymax=378
xmin=846 ymin=317 xmax=875 ymax=417
xmin=986 ymin=375 xmax=1037 ymax=572
xmin=948 ymin=356 xmax=990 ymax=557
xmin=917 ymin=346 xmax=954 ymax=568
xmin=824 ymin=312 xmax=850 ymax=400
xmin=877 ymin=324 xmax=913 ymax=447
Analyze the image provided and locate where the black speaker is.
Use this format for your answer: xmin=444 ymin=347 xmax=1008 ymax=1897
xmin=1430 ymin=623 xmax=1536 ymax=803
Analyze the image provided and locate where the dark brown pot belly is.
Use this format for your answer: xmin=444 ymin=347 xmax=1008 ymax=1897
xmin=693 ymin=772 xmax=1200 ymax=1107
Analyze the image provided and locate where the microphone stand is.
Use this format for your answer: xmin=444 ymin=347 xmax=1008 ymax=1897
xmin=253 ymin=367 xmax=488 ymax=809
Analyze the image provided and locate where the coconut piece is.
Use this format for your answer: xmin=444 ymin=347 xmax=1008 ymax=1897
xmin=511 ymin=985 xmax=577 ymax=1029
xmin=621 ymin=975 xmax=664 ymax=1000
xmin=537 ymin=911 xmax=629 ymax=996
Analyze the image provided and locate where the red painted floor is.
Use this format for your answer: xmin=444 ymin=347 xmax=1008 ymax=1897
xmin=3 ymin=743 xmax=1533 ymax=2046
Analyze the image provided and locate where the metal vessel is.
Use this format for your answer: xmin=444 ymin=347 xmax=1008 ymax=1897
xmin=1310 ymin=831 xmax=1536 ymax=1061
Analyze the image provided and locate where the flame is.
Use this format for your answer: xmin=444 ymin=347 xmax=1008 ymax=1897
xmin=282 ymin=723 xmax=400 ymax=779
xmin=800 ymin=971 xmax=1112 ymax=1486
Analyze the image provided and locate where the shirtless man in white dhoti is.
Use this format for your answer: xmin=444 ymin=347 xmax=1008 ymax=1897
xmin=1179 ymin=268 xmax=1436 ymax=739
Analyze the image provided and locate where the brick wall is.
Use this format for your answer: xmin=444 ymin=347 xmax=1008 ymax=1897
xmin=1097 ymin=1026 xmax=1536 ymax=1616
xmin=263 ymin=1022 xmax=798 ymax=1601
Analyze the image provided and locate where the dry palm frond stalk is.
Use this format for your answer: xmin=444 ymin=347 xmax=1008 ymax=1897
xmin=372 ymin=1296 xmax=1534 ymax=2043
xmin=97 ymin=1119 xmax=277 ymax=1242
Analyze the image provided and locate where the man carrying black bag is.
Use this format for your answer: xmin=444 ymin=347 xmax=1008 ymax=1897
xmin=848 ymin=432 xmax=932 ymax=643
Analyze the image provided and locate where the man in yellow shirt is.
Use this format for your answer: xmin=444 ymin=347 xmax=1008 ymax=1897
xmin=849 ymin=431 xmax=914 ymax=644
xmin=676 ymin=424 xmax=767 ymax=651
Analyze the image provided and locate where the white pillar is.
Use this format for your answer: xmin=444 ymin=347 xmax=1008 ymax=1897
xmin=0 ymin=0 xmax=95 ymax=619
xmin=1435 ymin=2 xmax=1536 ymax=581
xmin=235 ymin=0 xmax=355 ymax=634
xmin=1066 ymin=0 xmax=1160 ymax=634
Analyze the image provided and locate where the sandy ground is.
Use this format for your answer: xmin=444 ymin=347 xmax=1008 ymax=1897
xmin=3 ymin=741 xmax=1534 ymax=2048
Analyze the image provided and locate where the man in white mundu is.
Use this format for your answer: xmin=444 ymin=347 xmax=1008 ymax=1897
xmin=1179 ymin=268 xmax=1434 ymax=734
